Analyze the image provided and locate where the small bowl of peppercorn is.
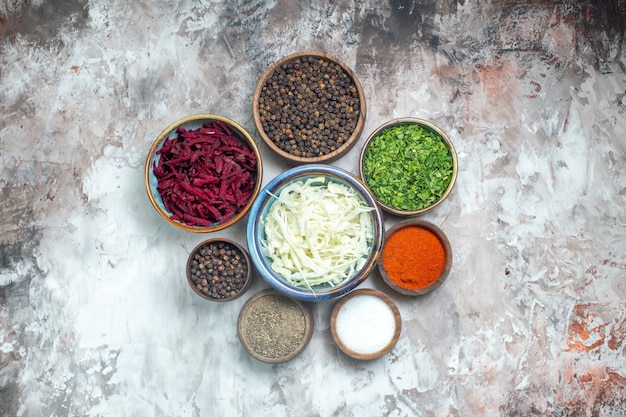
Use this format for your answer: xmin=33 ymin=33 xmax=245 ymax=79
xmin=359 ymin=117 xmax=458 ymax=216
xmin=145 ymin=114 xmax=263 ymax=233
xmin=252 ymin=51 xmax=367 ymax=165
xmin=186 ymin=238 xmax=253 ymax=302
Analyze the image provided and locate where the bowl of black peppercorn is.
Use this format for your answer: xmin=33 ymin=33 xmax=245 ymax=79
xmin=186 ymin=238 xmax=252 ymax=302
xmin=252 ymin=51 xmax=367 ymax=165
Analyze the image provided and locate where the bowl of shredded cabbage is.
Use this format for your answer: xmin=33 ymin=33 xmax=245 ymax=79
xmin=246 ymin=165 xmax=384 ymax=302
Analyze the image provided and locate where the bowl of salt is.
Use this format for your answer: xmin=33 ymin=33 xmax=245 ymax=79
xmin=330 ymin=288 xmax=401 ymax=360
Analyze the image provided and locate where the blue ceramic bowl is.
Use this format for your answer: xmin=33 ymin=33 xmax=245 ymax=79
xmin=247 ymin=165 xmax=383 ymax=302
xmin=144 ymin=114 xmax=263 ymax=232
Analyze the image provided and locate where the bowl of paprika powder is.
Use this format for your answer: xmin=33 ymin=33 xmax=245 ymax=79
xmin=379 ymin=219 xmax=452 ymax=296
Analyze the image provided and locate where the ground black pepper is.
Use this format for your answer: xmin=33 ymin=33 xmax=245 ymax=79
xmin=239 ymin=294 xmax=306 ymax=359
xmin=188 ymin=241 xmax=248 ymax=300
xmin=257 ymin=56 xmax=361 ymax=158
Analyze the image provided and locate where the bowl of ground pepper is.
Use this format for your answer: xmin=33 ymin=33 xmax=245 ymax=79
xmin=252 ymin=51 xmax=366 ymax=165
xmin=186 ymin=238 xmax=252 ymax=301
xmin=237 ymin=289 xmax=314 ymax=363
xmin=379 ymin=219 xmax=452 ymax=296
xmin=359 ymin=118 xmax=458 ymax=216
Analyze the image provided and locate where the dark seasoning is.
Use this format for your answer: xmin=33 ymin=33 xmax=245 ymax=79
xmin=240 ymin=293 xmax=307 ymax=360
xmin=189 ymin=241 xmax=248 ymax=299
xmin=257 ymin=56 xmax=361 ymax=158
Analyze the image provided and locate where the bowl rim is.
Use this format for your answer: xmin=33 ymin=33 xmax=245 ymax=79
xmin=237 ymin=288 xmax=314 ymax=364
xmin=246 ymin=164 xmax=384 ymax=302
xmin=378 ymin=219 xmax=453 ymax=296
xmin=358 ymin=117 xmax=458 ymax=216
xmin=252 ymin=51 xmax=367 ymax=165
xmin=329 ymin=288 xmax=402 ymax=360
xmin=186 ymin=238 xmax=253 ymax=302
xmin=144 ymin=113 xmax=263 ymax=233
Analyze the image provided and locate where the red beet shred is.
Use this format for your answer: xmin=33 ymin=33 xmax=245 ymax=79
xmin=153 ymin=121 xmax=257 ymax=227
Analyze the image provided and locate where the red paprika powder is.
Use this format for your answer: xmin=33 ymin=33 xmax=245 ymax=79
xmin=382 ymin=226 xmax=446 ymax=290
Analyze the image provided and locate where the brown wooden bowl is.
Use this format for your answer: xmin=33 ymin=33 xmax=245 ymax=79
xmin=330 ymin=289 xmax=402 ymax=360
xmin=252 ymin=51 xmax=366 ymax=165
xmin=186 ymin=238 xmax=252 ymax=302
xmin=145 ymin=114 xmax=263 ymax=233
xmin=378 ymin=219 xmax=452 ymax=296
xmin=237 ymin=289 xmax=314 ymax=364
xmin=359 ymin=117 xmax=458 ymax=216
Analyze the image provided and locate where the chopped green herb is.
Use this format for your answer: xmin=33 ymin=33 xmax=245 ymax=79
xmin=363 ymin=123 xmax=453 ymax=211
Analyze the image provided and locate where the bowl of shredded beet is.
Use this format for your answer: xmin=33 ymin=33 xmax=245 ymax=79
xmin=246 ymin=165 xmax=384 ymax=302
xmin=145 ymin=114 xmax=263 ymax=232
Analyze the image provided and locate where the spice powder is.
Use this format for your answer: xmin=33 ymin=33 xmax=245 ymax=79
xmin=240 ymin=294 xmax=307 ymax=359
xmin=382 ymin=226 xmax=446 ymax=290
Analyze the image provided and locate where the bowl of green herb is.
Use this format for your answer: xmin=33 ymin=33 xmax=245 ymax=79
xmin=359 ymin=118 xmax=458 ymax=216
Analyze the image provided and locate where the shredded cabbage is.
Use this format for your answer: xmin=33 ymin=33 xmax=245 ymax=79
xmin=261 ymin=176 xmax=374 ymax=289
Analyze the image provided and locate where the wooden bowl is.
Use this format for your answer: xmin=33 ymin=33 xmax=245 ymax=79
xmin=186 ymin=238 xmax=252 ymax=302
xmin=252 ymin=51 xmax=366 ymax=165
xmin=330 ymin=289 xmax=402 ymax=360
xmin=378 ymin=219 xmax=452 ymax=296
xmin=237 ymin=289 xmax=314 ymax=364
xmin=145 ymin=114 xmax=263 ymax=232
xmin=359 ymin=117 xmax=458 ymax=216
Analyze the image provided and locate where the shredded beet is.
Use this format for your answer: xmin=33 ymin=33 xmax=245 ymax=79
xmin=153 ymin=121 xmax=258 ymax=227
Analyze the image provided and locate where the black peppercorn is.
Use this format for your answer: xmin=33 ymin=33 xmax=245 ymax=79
xmin=258 ymin=56 xmax=361 ymax=158
xmin=188 ymin=241 xmax=249 ymax=300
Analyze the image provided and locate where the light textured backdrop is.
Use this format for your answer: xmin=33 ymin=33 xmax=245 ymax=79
xmin=1 ymin=1 xmax=625 ymax=416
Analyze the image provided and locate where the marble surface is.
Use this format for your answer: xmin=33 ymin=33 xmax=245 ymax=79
xmin=1 ymin=1 xmax=625 ymax=416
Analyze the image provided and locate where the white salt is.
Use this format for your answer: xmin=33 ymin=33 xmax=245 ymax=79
xmin=335 ymin=294 xmax=397 ymax=355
